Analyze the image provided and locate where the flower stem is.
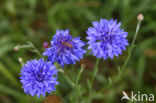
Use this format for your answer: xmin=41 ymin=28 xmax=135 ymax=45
xmin=91 ymin=58 xmax=100 ymax=85
xmin=27 ymin=41 xmax=43 ymax=58
xmin=88 ymin=58 xmax=100 ymax=102
xmin=120 ymin=20 xmax=142 ymax=73
xmin=74 ymin=65 xmax=84 ymax=103
xmin=76 ymin=66 xmax=84 ymax=85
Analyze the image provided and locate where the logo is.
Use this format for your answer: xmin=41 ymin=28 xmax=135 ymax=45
xmin=121 ymin=91 xmax=154 ymax=102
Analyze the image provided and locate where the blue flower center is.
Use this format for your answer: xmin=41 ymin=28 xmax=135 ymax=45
xmin=56 ymin=38 xmax=74 ymax=53
xmin=96 ymin=34 xmax=112 ymax=42
xmin=36 ymin=70 xmax=45 ymax=82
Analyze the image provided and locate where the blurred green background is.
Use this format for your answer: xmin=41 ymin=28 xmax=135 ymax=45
xmin=0 ymin=0 xmax=156 ymax=103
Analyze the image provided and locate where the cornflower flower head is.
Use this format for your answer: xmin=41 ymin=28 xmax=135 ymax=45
xmin=43 ymin=29 xmax=86 ymax=67
xmin=86 ymin=19 xmax=129 ymax=60
xmin=20 ymin=58 xmax=59 ymax=97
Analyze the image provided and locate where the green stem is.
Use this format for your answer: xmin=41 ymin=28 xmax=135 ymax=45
xmin=88 ymin=58 xmax=100 ymax=103
xmin=91 ymin=58 xmax=100 ymax=85
xmin=120 ymin=20 xmax=142 ymax=73
xmin=27 ymin=41 xmax=42 ymax=58
xmin=76 ymin=66 xmax=84 ymax=85
xmin=74 ymin=66 xmax=84 ymax=103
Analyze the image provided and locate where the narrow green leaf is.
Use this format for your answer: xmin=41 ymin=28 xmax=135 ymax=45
xmin=0 ymin=84 xmax=23 ymax=99
xmin=0 ymin=62 xmax=19 ymax=87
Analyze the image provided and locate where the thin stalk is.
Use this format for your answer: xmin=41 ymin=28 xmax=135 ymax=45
xmin=88 ymin=58 xmax=100 ymax=103
xmin=120 ymin=20 xmax=142 ymax=73
xmin=74 ymin=66 xmax=85 ymax=103
xmin=27 ymin=41 xmax=43 ymax=58
xmin=91 ymin=58 xmax=100 ymax=86
xmin=76 ymin=66 xmax=84 ymax=85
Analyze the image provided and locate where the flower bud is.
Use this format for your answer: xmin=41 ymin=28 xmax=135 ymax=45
xmin=137 ymin=14 xmax=144 ymax=21
xmin=18 ymin=57 xmax=23 ymax=63
xmin=14 ymin=46 xmax=19 ymax=51
xmin=43 ymin=42 xmax=49 ymax=48
xmin=81 ymin=64 xmax=85 ymax=68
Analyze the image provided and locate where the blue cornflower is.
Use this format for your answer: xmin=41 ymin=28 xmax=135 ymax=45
xmin=86 ymin=19 xmax=129 ymax=60
xmin=43 ymin=29 xmax=86 ymax=67
xmin=20 ymin=58 xmax=59 ymax=97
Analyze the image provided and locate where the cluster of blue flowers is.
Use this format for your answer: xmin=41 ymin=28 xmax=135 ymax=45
xmin=20 ymin=19 xmax=129 ymax=97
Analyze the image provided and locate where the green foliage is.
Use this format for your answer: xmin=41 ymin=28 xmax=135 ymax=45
xmin=0 ymin=0 xmax=156 ymax=103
